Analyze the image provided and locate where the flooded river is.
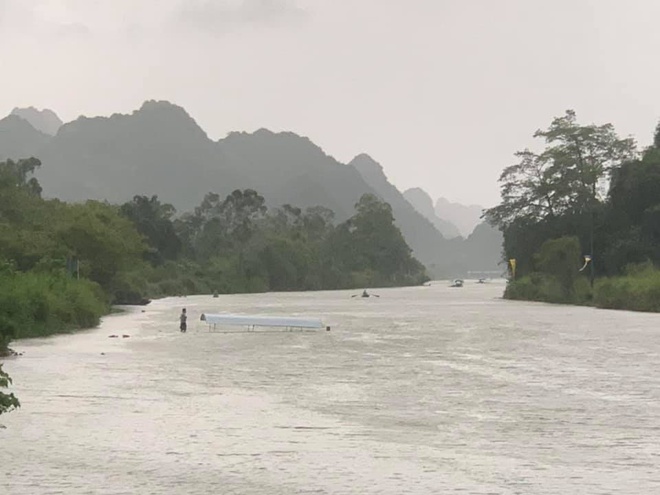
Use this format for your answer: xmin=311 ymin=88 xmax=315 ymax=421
xmin=2 ymin=281 xmax=659 ymax=494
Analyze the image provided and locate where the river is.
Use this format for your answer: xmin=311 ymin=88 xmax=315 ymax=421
xmin=1 ymin=281 xmax=659 ymax=494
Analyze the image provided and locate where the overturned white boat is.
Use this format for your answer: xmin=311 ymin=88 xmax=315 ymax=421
xmin=200 ymin=313 xmax=329 ymax=331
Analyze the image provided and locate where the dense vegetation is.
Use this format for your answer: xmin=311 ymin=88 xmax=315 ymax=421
xmin=487 ymin=111 xmax=660 ymax=311
xmin=0 ymin=157 xmax=427 ymax=355
xmin=128 ymin=189 xmax=428 ymax=296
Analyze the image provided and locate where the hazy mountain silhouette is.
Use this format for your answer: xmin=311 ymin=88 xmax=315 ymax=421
xmin=217 ymin=129 xmax=374 ymax=221
xmin=403 ymin=187 xmax=461 ymax=238
xmin=461 ymin=222 xmax=504 ymax=275
xmin=434 ymin=197 xmax=484 ymax=237
xmin=0 ymin=115 xmax=51 ymax=162
xmin=349 ymin=154 xmax=469 ymax=272
xmin=11 ymin=107 xmax=63 ymax=135
xmin=33 ymin=101 xmax=239 ymax=210
xmin=0 ymin=100 xmax=503 ymax=277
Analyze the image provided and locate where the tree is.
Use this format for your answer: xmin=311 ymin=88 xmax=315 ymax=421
xmin=486 ymin=111 xmax=637 ymax=282
xmin=486 ymin=110 xmax=637 ymax=229
xmin=218 ymin=189 xmax=267 ymax=245
xmin=0 ymin=157 xmax=42 ymax=197
xmin=599 ymin=126 xmax=660 ymax=274
xmin=57 ymin=201 xmax=148 ymax=294
xmin=331 ymin=194 xmax=428 ymax=285
xmin=0 ymin=268 xmax=20 ymax=415
xmin=534 ymin=236 xmax=583 ymax=299
xmin=186 ymin=189 xmax=267 ymax=260
xmin=120 ymin=195 xmax=181 ymax=264
xmin=0 ymin=364 xmax=20 ymax=416
xmin=302 ymin=206 xmax=335 ymax=238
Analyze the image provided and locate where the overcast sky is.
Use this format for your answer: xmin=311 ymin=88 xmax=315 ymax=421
xmin=2 ymin=0 xmax=660 ymax=206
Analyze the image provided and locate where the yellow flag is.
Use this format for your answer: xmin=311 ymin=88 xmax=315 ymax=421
xmin=508 ymin=259 xmax=517 ymax=279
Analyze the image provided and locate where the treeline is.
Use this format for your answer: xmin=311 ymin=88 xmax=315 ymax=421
xmin=0 ymin=157 xmax=427 ymax=353
xmin=124 ymin=188 xmax=427 ymax=297
xmin=486 ymin=111 xmax=660 ymax=311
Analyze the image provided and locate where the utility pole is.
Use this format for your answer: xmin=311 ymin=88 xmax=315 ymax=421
xmin=590 ymin=210 xmax=595 ymax=288
xmin=590 ymin=181 xmax=596 ymax=288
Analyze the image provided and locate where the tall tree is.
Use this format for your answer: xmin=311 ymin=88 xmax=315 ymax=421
xmin=120 ymin=195 xmax=181 ymax=264
xmin=486 ymin=110 xmax=637 ymax=229
xmin=0 ymin=157 xmax=42 ymax=196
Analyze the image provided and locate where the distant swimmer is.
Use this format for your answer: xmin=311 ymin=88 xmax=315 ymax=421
xmin=180 ymin=308 xmax=187 ymax=333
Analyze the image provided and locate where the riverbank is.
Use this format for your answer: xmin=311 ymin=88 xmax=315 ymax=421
xmin=1 ymin=269 xmax=430 ymax=352
xmin=505 ymin=264 xmax=660 ymax=312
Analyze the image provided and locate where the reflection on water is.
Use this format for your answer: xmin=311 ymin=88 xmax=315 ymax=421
xmin=2 ymin=281 xmax=660 ymax=494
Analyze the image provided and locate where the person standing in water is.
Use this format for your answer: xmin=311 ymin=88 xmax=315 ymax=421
xmin=179 ymin=308 xmax=187 ymax=333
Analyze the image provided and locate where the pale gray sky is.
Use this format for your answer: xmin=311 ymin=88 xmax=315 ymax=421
xmin=2 ymin=0 xmax=660 ymax=206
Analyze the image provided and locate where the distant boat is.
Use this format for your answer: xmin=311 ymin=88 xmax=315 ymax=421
xmin=449 ymin=279 xmax=464 ymax=288
xmin=352 ymin=289 xmax=380 ymax=298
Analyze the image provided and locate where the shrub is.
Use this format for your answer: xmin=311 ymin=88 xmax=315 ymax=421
xmin=0 ymin=271 xmax=107 ymax=341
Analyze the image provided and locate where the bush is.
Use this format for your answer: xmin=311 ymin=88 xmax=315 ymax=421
xmin=505 ymin=271 xmax=591 ymax=305
xmin=0 ymin=271 xmax=107 ymax=343
xmin=594 ymin=263 xmax=660 ymax=312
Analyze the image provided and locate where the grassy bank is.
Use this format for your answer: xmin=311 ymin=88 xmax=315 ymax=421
xmin=592 ymin=264 xmax=660 ymax=312
xmin=505 ymin=264 xmax=660 ymax=313
xmin=0 ymin=271 xmax=107 ymax=354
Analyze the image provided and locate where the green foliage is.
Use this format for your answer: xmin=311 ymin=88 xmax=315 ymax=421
xmin=534 ymin=236 xmax=583 ymax=299
xmin=486 ymin=110 xmax=636 ymax=229
xmin=119 ymin=195 xmax=181 ymax=264
xmin=505 ymin=236 xmax=591 ymax=305
xmin=505 ymin=273 xmax=592 ymax=305
xmin=0 ymin=271 xmax=107 ymax=340
xmin=491 ymin=113 xmax=660 ymax=312
xmin=0 ymin=364 xmax=20 ymax=416
xmin=487 ymin=111 xmax=644 ymax=281
xmin=0 ymin=157 xmax=43 ymax=196
xmin=594 ymin=263 xmax=660 ymax=312
xmin=600 ymin=145 xmax=660 ymax=275
xmin=323 ymin=194 xmax=428 ymax=288
xmin=170 ymin=190 xmax=428 ymax=293
xmin=57 ymin=201 xmax=148 ymax=293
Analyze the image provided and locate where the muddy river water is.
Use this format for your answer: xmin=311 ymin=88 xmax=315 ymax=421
xmin=2 ymin=281 xmax=659 ymax=494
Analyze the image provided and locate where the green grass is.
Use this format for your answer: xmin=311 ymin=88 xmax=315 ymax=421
xmin=593 ymin=263 xmax=660 ymax=312
xmin=505 ymin=273 xmax=592 ymax=305
xmin=506 ymin=263 xmax=660 ymax=313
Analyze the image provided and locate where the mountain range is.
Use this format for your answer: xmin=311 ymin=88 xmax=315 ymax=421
xmin=0 ymin=101 xmax=502 ymax=278
xmin=10 ymin=107 xmax=63 ymax=136
xmin=434 ymin=197 xmax=485 ymax=238
xmin=402 ymin=188 xmax=461 ymax=239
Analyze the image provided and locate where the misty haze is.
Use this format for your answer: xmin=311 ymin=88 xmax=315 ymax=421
xmin=1 ymin=1 xmax=659 ymax=494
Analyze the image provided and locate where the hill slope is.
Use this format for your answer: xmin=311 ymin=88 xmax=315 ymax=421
xmin=435 ymin=197 xmax=484 ymax=237
xmin=11 ymin=107 xmax=63 ymax=135
xmin=0 ymin=115 xmax=51 ymax=162
xmin=403 ymin=187 xmax=461 ymax=238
